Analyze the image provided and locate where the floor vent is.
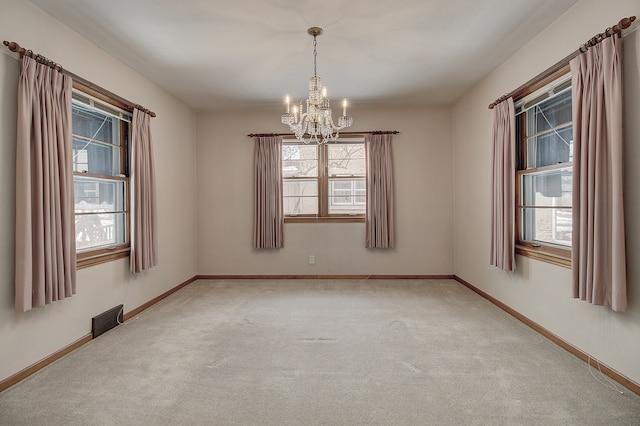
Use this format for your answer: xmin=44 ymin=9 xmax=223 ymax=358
xmin=92 ymin=305 xmax=123 ymax=338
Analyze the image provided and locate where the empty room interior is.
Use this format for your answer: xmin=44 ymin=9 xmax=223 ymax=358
xmin=1 ymin=0 xmax=640 ymax=424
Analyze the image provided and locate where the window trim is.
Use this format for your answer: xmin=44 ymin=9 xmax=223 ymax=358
xmin=72 ymin=83 xmax=132 ymax=269
xmin=283 ymin=135 xmax=366 ymax=223
xmin=514 ymin=71 xmax=572 ymax=268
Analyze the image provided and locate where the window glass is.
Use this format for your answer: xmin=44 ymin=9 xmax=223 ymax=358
xmin=283 ymin=179 xmax=318 ymax=215
xmin=522 ymin=168 xmax=572 ymax=207
xmin=72 ymin=104 xmax=118 ymax=144
xmin=521 ymin=208 xmax=572 ymax=247
xmin=328 ymin=143 xmax=366 ymax=176
xmin=73 ymin=137 xmax=121 ymax=176
xmin=526 ymin=125 xmax=573 ymax=168
xmin=516 ymin=75 xmax=573 ymax=259
xmin=282 ymin=138 xmax=366 ymax=220
xmin=328 ymin=178 xmax=366 ymax=215
xmin=72 ymin=93 xmax=130 ymax=256
xmin=526 ymin=89 xmax=572 ymax=135
xmin=282 ymin=145 xmax=317 ymax=177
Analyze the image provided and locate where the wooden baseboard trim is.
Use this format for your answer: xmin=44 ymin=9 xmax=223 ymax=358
xmin=453 ymin=275 xmax=640 ymax=396
xmin=123 ymin=275 xmax=199 ymax=321
xmin=196 ymin=274 xmax=455 ymax=280
xmin=0 ymin=333 xmax=92 ymax=393
xmin=0 ymin=275 xmax=200 ymax=393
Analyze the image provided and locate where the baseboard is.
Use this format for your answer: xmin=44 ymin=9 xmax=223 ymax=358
xmin=453 ymin=275 xmax=640 ymax=396
xmin=0 ymin=275 xmax=199 ymax=393
xmin=0 ymin=333 xmax=92 ymax=393
xmin=196 ymin=274 xmax=455 ymax=280
xmin=123 ymin=275 xmax=198 ymax=321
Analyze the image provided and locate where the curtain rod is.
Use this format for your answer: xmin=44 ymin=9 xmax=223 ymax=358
xmin=488 ymin=16 xmax=636 ymax=109
xmin=3 ymin=40 xmax=156 ymax=118
xmin=247 ymin=130 xmax=400 ymax=137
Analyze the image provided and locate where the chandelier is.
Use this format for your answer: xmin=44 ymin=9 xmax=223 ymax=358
xmin=280 ymin=27 xmax=353 ymax=144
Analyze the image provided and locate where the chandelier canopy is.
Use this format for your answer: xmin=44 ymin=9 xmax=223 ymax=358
xmin=281 ymin=27 xmax=353 ymax=144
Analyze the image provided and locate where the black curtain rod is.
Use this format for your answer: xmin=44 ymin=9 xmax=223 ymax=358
xmin=3 ymin=40 xmax=156 ymax=117
xmin=247 ymin=130 xmax=400 ymax=137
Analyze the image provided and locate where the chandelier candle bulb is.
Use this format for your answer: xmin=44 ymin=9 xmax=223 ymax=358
xmin=286 ymin=95 xmax=290 ymax=113
xmin=343 ymin=99 xmax=347 ymax=116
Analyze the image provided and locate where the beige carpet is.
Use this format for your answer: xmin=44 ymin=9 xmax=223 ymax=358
xmin=1 ymin=279 xmax=639 ymax=425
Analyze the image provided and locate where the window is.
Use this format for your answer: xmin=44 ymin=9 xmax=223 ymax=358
xmin=72 ymin=91 xmax=131 ymax=267
xmin=515 ymin=74 xmax=572 ymax=266
xmin=282 ymin=136 xmax=366 ymax=222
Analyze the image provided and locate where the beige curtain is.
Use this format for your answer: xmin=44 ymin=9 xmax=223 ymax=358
xmin=15 ymin=56 xmax=76 ymax=312
xmin=253 ymin=136 xmax=283 ymax=248
xmin=130 ymin=109 xmax=158 ymax=273
xmin=365 ymin=133 xmax=395 ymax=248
xmin=570 ymin=35 xmax=626 ymax=312
xmin=490 ymin=97 xmax=515 ymax=271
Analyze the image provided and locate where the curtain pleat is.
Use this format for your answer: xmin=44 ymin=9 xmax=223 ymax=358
xmin=490 ymin=98 xmax=516 ymax=271
xmin=570 ymin=35 xmax=626 ymax=312
xmin=253 ymin=136 xmax=283 ymax=249
xmin=130 ymin=109 xmax=158 ymax=273
xmin=15 ymin=56 xmax=76 ymax=312
xmin=365 ymin=134 xmax=395 ymax=248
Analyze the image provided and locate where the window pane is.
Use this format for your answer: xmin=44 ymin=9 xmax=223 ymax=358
xmin=73 ymin=137 xmax=121 ymax=175
xmin=328 ymin=143 xmax=366 ymax=176
xmin=526 ymin=89 xmax=571 ymax=135
xmin=282 ymin=144 xmax=318 ymax=177
xmin=526 ymin=125 xmax=572 ymax=168
xmin=72 ymin=104 xmax=119 ymax=145
xmin=328 ymin=178 xmax=366 ymax=215
xmin=522 ymin=168 xmax=571 ymax=207
xmin=74 ymin=177 xmax=126 ymax=213
xmin=283 ymin=179 xmax=318 ymax=215
xmin=76 ymin=212 xmax=127 ymax=251
xmin=521 ymin=207 xmax=571 ymax=247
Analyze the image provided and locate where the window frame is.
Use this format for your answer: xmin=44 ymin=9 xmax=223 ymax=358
xmin=283 ymin=135 xmax=366 ymax=223
xmin=514 ymin=71 xmax=572 ymax=268
xmin=72 ymin=84 xmax=132 ymax=269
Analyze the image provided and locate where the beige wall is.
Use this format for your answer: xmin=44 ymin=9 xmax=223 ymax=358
xmin=3 ymin=0 xmax=638 ymax=391
xmin=196 ymin=106 xmax=453 ymax=276
xmin=452 ymin=0 xmax=640 ymax=384
xmin=0 ymin=1 xmax=198 ymax=383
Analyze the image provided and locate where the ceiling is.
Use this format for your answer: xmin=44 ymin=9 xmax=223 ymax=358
xmin=27 ymin=0 xmax=579 ymax=111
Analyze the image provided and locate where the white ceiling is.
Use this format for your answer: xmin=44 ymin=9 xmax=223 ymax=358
xmin=27 ymin=0 xmax=579 ymax=111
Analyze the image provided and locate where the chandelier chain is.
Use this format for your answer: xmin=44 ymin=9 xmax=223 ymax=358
xmin=313 ymin=36 xmax=318 ymax=80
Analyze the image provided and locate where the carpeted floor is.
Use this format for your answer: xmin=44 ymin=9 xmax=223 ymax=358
xmin=1 ymin=279 xmax=639 ymax=425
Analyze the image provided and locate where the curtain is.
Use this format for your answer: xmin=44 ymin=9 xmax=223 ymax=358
xmin=15 ymin=56 xmax=76 ymax=312
xmin=365 ymin=133 xmax=395 ymax=248
xmin=570 ymin=35 xmax=626 ymax=312
xmin=253 ymin=136 xmax=283 ymax=248
xmin=130 ymin=109 xmax=158 ymax=273
xmin=490 ymin=97 xmax=516 ymax=271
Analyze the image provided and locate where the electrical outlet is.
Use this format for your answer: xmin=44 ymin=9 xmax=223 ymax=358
xmin=308 ymin=255 xmax=315 ymax=265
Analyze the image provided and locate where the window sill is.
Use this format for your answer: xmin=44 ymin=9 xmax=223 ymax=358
xmin=77 ymin=246 xmax=130 ymax=269
xmin=515 ymin=244 xmax=571 ymax=268
xmin=285 ymin=216 xmax=365 ymax=224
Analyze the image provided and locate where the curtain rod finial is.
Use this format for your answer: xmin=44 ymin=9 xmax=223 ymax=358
xmin=3 ymin=41 xmax=24 ymax=54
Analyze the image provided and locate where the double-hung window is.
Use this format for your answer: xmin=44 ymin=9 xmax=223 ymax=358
xmin=515 ymin=74 xmax=572 ymax=266
xmin=283 ymin=136 xmax=366 ymax=222
xmin=72 ymin=91 xmax=131 ymax=267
